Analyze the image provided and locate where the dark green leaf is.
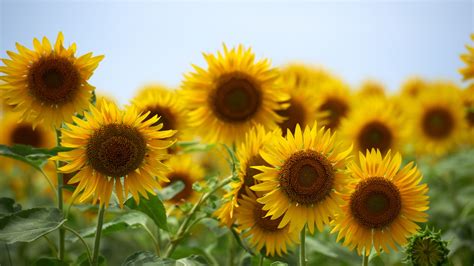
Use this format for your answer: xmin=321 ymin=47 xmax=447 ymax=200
xmin=125 ymin=194 xmax=168 ymax=231
xmin=0 ymin=144 xmax=72 ymax=171
xmin=76 ymin=252 xmax=106 ymax=266
xmin=0 ymin=197 xmax=21 ymax=218
xmin=33 ymin=257 xmax=69 ymax=266
xmin=0 ymin=208 xmax=66 ymax=244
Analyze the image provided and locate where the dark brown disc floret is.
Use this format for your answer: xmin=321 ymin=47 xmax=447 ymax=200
xmin=357 ymin=121 xmax=393 ymax=154
xmin=143 ymin=105 xmax=176 ymax=130
xmin=319 ymin=97 xmax=348 ymax=129
xmin=422 ymin=107 xmax=454 ymax=139
xmin=165 ymin=172 xmax=194 ymax=203
xmin=11 ymin=123 xmax=43 ymax=147
xmin=277 ymin=98 xmax=306 ymax=136
xmin=254 ymin=203 xmax=283 ymax=232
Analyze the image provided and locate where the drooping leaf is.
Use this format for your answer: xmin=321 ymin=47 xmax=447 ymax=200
xmin=0 ymin=144 xmax=72 ymax=171
xmin=0 ymin=197 xmax=22 ymax=218
xmin=0 ymin=208 xmax=66 ymax=244
xmin=125 ymin=193 xmax=168 ymax=231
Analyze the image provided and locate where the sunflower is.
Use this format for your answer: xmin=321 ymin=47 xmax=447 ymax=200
xmin=400 ymin=77 xmax=428 ymax=98
xmin=235 ymin=190 xmax=300 ymax=257
xmin=181 ymin=44 xmax=289 ymax=145
xmin=252 ymin=123 xmax=352 ymax=234
xmin=356 ymin=80 xmax=386 ymax=98
xmin=460 ymin=34 xmax=474 ymax=82
xmin=53 ymin=100 xmax=175 ymax=207
xmin=316 ymin=78 xmax=352 ymax=130
xmin=462 ymin=84 xmax=474 ymax=143
xmin=0 ymin=112 xmax=55 ymax=149
xmin=131 ymin=84 xmax=189 ymax=140
xmin=0 ymin=32 xmax=104 ymax=128
xmin=279 ymin=63 xmax=334 ymax=90
xmin=331 ymin=149 xmax=429 ymax=256
xmin=339 ymin=98 xmax=406 ymax=155
xmin=214 ymin=125 xmax=276 ymax=227
xmin=407 ymin=82 xmax=466 ymax=156
xmin=161 ymin=154 xmax=205 ymax=205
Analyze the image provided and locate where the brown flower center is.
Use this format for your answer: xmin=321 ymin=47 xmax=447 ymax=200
xmin=350 ymin=177 xmax=401 ymax=229
xmin=466 ymin=108 xmax=474 ymax=127
xmin=27 ymin=56 xmax=81 ymax=106
xmin=277 ymin=98 xmax=306 ymax=136
xmin=253 ymin=203 xmax=283 ymax=232
xmin=86 ymin=124 xmax=146 ymax=178
xmin=422 ymin=107 xmax=454 ymax=139
xmin=319 ymin=97 xmax=348 ymax=129
xmin=10 ymin=124 xmax=43 ymax=147
xmin=357 ymin=121 xmax=393 ymax=154
xmin=165 ymin=173 xmax=194 ymax=203
xmin=143 ymin=105 xmax=176 ymax=130
xmin=280 ymin=150 xmax=334 ymax=205
xmin=211 ymin=73 xmax=261 ymax=123
xmin=243 ymin=154 xmax=269 ymax=187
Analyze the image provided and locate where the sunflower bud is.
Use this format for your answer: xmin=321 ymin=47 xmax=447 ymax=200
xmin=405 ymin=227 xmax=449 ymax=266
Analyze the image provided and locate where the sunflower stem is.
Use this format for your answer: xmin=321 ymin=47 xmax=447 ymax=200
xmin=299 ymin=225 xmax=306 ymax=266
xmin=63 ymin=225 xmax=92 ymax=264
xmin=5 ymin=243 xmax=12 ymax=266
xmin=362 ymin=252 xmax=369 ymax=266
xmin=258 ymin=254 xmax=264 ymax=266
xmin=55 ymin=129 xmax=65 ymax=261
xmin=92 ymin=204 xmax=106 ymax=266
xmin=163 ymin=176 xmax=233 ymax=258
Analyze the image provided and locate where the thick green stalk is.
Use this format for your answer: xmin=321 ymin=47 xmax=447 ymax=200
xmin=362 ymin=252 xmax=369 ymax=266
xmin=92 ymin=205 xmax=106 ymax=266
xmin=55 ymin=130 xmax=65 ymax=260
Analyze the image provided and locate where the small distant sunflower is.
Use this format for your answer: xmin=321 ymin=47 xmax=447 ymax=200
xmin=161 ymin=154 xmax=205 ymax=205
xmin=235 ymin=190 xmax=300 ymax=257
xmin=181 ymin=44 xmax=289 ymax=144
xmin=131 ymin=85 xmax=188 ymax=140
xmin=317 ymin=78 xmax=352 ymax=130
xmin=459 ymin=34 xmax=474 ymax=82
xmin=340 ymin=98 xmax=406 ymax=155
xmin=214 ymin=125 xmax=275 ymax=227
xmin=400 ymin=77 xmax=428 ymax=98
xmin=408 ymin=82 xmax=466 ymax=155
xmin=0 ymin=32 xmax=104 ymax=128
xmin=331 ymin=149 xmax=429 ymax=256
xmin=0 ymin=113 xmax=55 ymax=148
xmin=279 ymin=63 xmax=334 ymax=89
xmin=252 ymin=123 xmax=352 ymax=234
xmin=54 ymin=100 xmax=175 ymax=207
xmin=462 ymin=85 xmax=474 ymax=143
xmin=357 ymin=80 xmax=386 ymax=98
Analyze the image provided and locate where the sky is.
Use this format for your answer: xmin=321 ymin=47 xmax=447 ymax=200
xmin=1 ymin=0 xmax=473 ymax=104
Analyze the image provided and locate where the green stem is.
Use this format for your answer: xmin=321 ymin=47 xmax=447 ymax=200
xmin=43 ymin=235 xmax=58 ymax=258
xmin=39 ymin=170 xmax=58 ymax=200
xmin=63 ymin=225 xmax=92 ymax=264
xmin=163 ymin=176 xmax=232 ymax=258
xmin=5 ymin=243 xmax=12 ymax=266
xmin=142 ymin=225 xmax=161 ymax=256
xmin=92 ymin=204 xmax=106 ymax=266
xmin=299 ymin=225 xmax=306 ymax=266
xmin=56 ymin=130 xmax=65 ymax=261
xmin=258 ymin=254 xmax=264 ymax=266
xmin=362 ymin=252 xmax=369 ymax=266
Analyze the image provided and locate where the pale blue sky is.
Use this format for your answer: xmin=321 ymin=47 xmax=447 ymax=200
xmin=1 ymin=0 xmax=473 ymax=104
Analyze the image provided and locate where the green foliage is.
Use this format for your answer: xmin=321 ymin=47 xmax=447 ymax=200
xmin=76 ymin=253 xmax=106 ymax=266
xmin=122 ymin=251 xmax=207 ymax=265
xmin=0 ymin=208 xmax=66 ymax=244
xmin=125 ymin=193 xmax=168 ymax=231
xmin=33 ymin=257 xmax=69 ymax=266
xmin=0 ymin=144 xmax=71 ymax=171
xmin=0 ymin=197 xmax=22 ymax=218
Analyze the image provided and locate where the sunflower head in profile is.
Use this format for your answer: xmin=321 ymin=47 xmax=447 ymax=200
xmin=53 ymin=100 xmax=176 ymax=207
xmin=161 ymin=154 xmax=205 ymax=205
xmin=214 ymin=125 xmax=276 ymax=227
xmin=460 ymin=34 xmax=474 ymax=82
xmin=252 ymin=123 xmax=352 ymax=234
xmin=316 ymin=78 xmax=352 ymax=130
xmin=356 ymin=80 xmax=386 ymax=98
xmin=331 ymin=149 xmax=429 ymax=256
xmin=400 ymin=77 xmax=429 ymax=98
xmin=235 ymin=190 xmax=300 ymax=257
xmin=279 ymin=63 xmax=334 ymax=90
xmin=340 ymin=98 xmax=407 ymax=156
xmin=408 ymin=82 xmax=466 ymax=156
xmin=0 ymin=32 xmax=104 ymax=128
xmin=181 ymin=44 xmax=289 ymax=145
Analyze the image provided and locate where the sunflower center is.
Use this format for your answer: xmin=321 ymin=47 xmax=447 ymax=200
xmin=320 ymin=97 xmax=348 ymax=129
xmin=466 ymin=108 xmax=474 ymax=127
xmin=422 ymin=107 xmax=454 ymax=139
xmin=166 ymin=173 xmax=193 ymax=203
xmin=277 ymin=99 xmax=306 ymax=136
xmin=10 ymin=124 xmax=43 ymax=147
xmin=244 ymin=155 xmax=269 ymax=187
xmin=144 ymin=105 xmax=175 ymax=130
xmin=86 ymin=124 xmax=146 ymax=178
xmin=27 ymin=56 xmax=81 ymax=106
xmin=358 ymin=121 xmax=393 ymax=154
xmin=280 ymin=150 xmax=334 ymax=205
xmin=350 ymin=177 xmax=401 ymax=229
xmin=211 ymin=73 xmax=261 ymax=122
xmin=254 ymin=203 xmax=283 ymax=232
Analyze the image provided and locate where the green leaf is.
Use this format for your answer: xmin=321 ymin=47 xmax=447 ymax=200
xmin=176 ymin=255 xmax=208 ymax=265
xmin=125 ymin=193 xmax=168 ymax=231
xmin=270 ymin=262 xmax=289 ymax=266
xmin=176 ymin=141 xmax=215 ymax=153
xmin=0 ymin=144 xmax=72 ymax=171
xmin=0 ymin=197 xmax=22 ymax=218
xmin=76 ymin=252 xmax=106 ymax=266
xmin=158 ymin=180 xmax=184 ymax=201
xmin=33 ymin=257 xmax=69 ymax=266
xmin=0 ymin=208 xmax=66 ymax=244
xmin=122 ymin=251 xmax=174 ymax=265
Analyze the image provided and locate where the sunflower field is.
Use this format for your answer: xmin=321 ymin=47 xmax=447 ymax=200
xmin=0 ymin=22 xmax=474 ymax=266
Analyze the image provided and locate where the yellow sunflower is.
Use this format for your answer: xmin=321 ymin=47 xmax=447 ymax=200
xmin=0 ymin=112 xmax=56 ymax=148
xmin=400 ymin=77 xmax=429 ymax=98
xmin=181 ymin=44 xmax=289 ymax=145
xmin=53 ymin=100 xmax=175 ymax=207
xmin=316 ymin=78 xmax=352 ymax=130
xmin=235 ymin=190 xmax=300 ymax=257
xmin=460 ymin=34 xmax=474 ymax=82
xmin=407 ymin=82 xmax=466 ymax=156
xmin=161 ymin=154 xmax=205 ymax=205
xmin=279 ymin=63 xmax=334 ymax=90
xmin=0 ymin=32 xmax=104 ymax=128
xmin=331 ymin=149 xmax=429 ymax=256
xmin=214 ymin=125 xmax=276 ymax=227
xmin=356 ymin=80 xmax=386 ymax=98
xmin=339 ymin=98 xmax=407 ymax=155
xmin=252 ymin=123 xmax=352 ymax=234
xmin=462 ymin=84 xmax=474 ymax=144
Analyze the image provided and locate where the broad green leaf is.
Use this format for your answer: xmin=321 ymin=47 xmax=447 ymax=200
xmin=0 ymin=197 xmax=21 ymax=218
xmin=76 ymin=252 xmax=106 ymax=266
xmin=158 ymin=180 xmax=184 ymax=201
xmin=0 ymin=208 xmax=66 ymax=244
xmin=176 ymin=255 xmax=208 ymax=265
xmin=122 ymin=251 xmax=173 ymax=265
xmin=0 ymin=144 xmax=72 ymax=171
xmin=125 ymin=193 xmax=168 ymax=231
xmin=34 ymin=257 xmax=69 ymax=266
